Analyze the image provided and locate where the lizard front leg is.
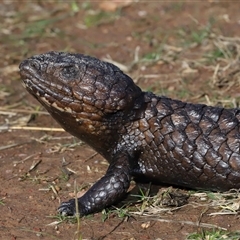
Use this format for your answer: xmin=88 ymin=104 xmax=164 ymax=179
xmin=58 ymin=152 xmax=132 ymax=216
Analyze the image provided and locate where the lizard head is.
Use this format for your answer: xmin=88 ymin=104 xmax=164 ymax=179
xmin=19 ymin=51 xmax=143 ymax=146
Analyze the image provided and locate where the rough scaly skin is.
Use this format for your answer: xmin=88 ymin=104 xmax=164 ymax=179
xmin=19 ymin=51 xmax=240 ymax=216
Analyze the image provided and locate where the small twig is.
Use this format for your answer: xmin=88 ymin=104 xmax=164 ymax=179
xmin=0 ymin=111 xmax=17 ymax=116
xmin=29 ymin=159 xmax=42 ymax=172
xmin=84 ymin=152 xmax=98 ymax=162
xmin=197 ymin=206 xmax=210 ymax=229
xmin=1 ymin=126 xmax=65 ymax=132
xmin=212 ymin=63 xmax=220 ymax=85
xmin=0 ymin=141 xmax=31 ymax=151
xmin=209 ymin=211 xmax=238 ymax=216
xmin=102 ymin=56 xmax=129 ymax=72
xmin=148 ymin=217 xmax=227 ymax=230
xmin=204 ymin=95 xmax=212 ymax=105
xmin=49 ymin=185 xmax=61 ymax=203
xmin=13 ymin=153 xmax=40 ymax=166
xmin=0 ymin=108 xmax=49 ymax=115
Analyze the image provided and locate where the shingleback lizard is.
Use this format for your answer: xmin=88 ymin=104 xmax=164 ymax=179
xmin=19 ymin=51 xmax=240 ymax=216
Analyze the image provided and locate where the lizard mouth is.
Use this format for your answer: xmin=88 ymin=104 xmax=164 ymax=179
xmin=19 ymin=58 xmax=74 ymax=113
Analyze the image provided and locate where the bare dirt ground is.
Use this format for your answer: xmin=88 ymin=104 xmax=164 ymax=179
xmin=1 ymin=1 xmax=240 ymax=240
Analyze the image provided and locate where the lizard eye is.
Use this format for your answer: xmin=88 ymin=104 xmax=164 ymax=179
xmin=29 ymin=60 xmax=41 ymax=71
xmin=61 ymin=65 xmax=78 ymax=79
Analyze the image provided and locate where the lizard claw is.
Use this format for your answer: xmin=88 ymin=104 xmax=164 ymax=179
xmin=58 ymin=199 xmax=76 ymax=216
